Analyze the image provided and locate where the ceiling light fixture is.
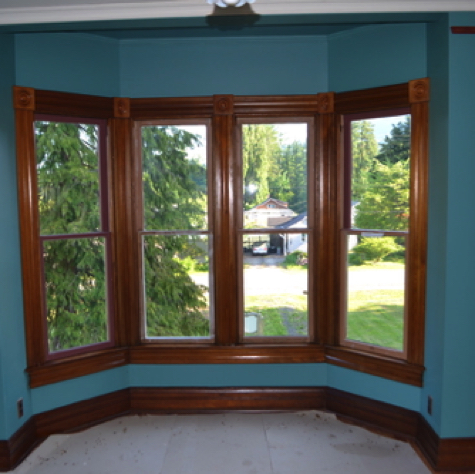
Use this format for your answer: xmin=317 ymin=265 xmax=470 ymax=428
xmin=207 ymin=0 xmax=255 ymax=7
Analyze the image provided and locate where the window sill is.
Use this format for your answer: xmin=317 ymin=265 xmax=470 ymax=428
xmin=324 ymin=346 xmax=424 ymax=387
xmin=27 ymin=344 xmax=423 ymax=388
xmin=27 ymin=348 xmax=129 ymax=388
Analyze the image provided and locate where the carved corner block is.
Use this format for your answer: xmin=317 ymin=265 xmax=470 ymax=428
xmin=13 ymin=86 xmax=35 ymax=111
xmin=316 ymin=92 xmax=334 ymax=114
xmin=213 ymin=95 xmax=234 ymax=115
xmin=409 ymin=78 xmax=430 ymax=104
xmin=114 ymin=98 xmax=130 ymax=118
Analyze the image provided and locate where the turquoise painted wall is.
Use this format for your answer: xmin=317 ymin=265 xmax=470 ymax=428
xmin=327 ymin=366 xmax=421 ymax=412
xmin=15 ymin=33 xmax=120 ymax=96
xmin=436 ymin=12 xmax=475 ymax=438
xmin=0 ymin=34 xmax=32 ymax=439
xmin=328 ymin=23 xmax=427 ymax=92
xmin=31 ymin=367 xmax=128 ymax=415
xmin=120 ymin=35 xmax=328 ymax=98
xmin=421 ymin=14 xmax=449 ymax=436
xmin=128 ymin=364 xmax=326 ymax=388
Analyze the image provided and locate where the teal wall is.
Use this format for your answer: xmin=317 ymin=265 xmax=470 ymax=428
xmin=15 ymin=33 xmax=120 ymax=96
xmin=120 ymin=35 xmax=328 ymax=97
xmin=328 ymin=23 xmax=427 ymax=92
xmin=437 ymin=12 xmax=475 ymax=438
xmin=0 ymin=34 xmax=32 ymax=439
xmin=327 ymin=366 xmax=421 ymax=412
xmin=422 ymin=14 xmax=449 ymax=437
xmin=128 ymin=364 xmax=326 ymax=388
xmin=3 ymin=12 xmax=475 ymax=441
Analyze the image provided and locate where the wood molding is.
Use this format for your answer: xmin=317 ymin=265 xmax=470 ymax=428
xmin=35 ymin=389 xmax=130 ymax=438
xmin=114 ymin=97 xmax=130 ymax=118
xmin=2 ymin=387 xmax=475 ymax=472
xmin=0 ymin=418 xmax=37 ymax=471
xmin=34 ymin=89 xmax=114 ymax=118
xmin=316 ymin=92 xmax=335 ymax=114
xmin=13 ymin=87 xmax=35 ymax=111
xmin=233 ymin=94 xmax=319 ymax=116
xmin=130 ymin=345 xmax=325 ymax=364
xmin=334 ymin=82 xmax=410 ymax=114
xmin=213 ymin=95 xmax=234 ymax=115
xmin=325 ymin=346 xmax=424 ymax=386
xmin=451 ymin=26 xmax=475 ymax=34
xmin=130 ymin=387 xmax=325 ymax=413
xmin=27 ymin=348 xmax=128 ymax=388
xmin=409 ymin=78 xmax=430 ymax=104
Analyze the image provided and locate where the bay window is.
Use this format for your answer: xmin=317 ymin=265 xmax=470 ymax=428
xmin=14 ymin=79 xmax=428 ymax=388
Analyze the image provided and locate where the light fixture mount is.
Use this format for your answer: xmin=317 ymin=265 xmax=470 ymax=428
xmin=207 ymin=0 xmax=255 ymax=7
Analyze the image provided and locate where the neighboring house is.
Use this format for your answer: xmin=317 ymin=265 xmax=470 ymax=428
xmin=274 ymin=212 xmax=308 ymax=255
xmin=244 ymin=197 xmax=296 ymax=228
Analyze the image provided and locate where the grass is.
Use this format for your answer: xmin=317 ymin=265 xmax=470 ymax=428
xmin=245 ymin=294 xmax=307 ymax=337
xmin=347 ymin=289 xmax=404 ymax=350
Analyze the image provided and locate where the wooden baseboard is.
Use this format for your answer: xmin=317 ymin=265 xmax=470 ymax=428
xmin=1 ymin=387 xmax=474 ymax=472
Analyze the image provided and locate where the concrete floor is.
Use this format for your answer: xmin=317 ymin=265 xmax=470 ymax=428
xmin=10 ymin=411 xmax=431 ymax=474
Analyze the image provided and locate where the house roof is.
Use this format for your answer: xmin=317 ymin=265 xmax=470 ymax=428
xmin=276 ymin=212 xmax=307 ymax=229
xmin=251 ymin=197 xmax=288 ymax=209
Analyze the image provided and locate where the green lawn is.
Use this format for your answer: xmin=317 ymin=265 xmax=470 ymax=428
xmin=346 ymin=289 xmax=404 ymax=350
xmin=242 ymin=263 xmax=405 ymax=349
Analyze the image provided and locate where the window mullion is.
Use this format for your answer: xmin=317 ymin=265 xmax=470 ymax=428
xmin=212 ymin=96 xmax=238 ymax=345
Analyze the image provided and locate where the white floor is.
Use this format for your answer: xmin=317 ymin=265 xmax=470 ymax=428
xmin=10 ymin=411 xmax=431 ymax=474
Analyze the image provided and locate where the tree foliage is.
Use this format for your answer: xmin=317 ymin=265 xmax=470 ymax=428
xmin=36 ymin=122 xmax=210 ymax=350
xmin=141 ymin=126 xmax=209 ymax=337
xmin=242 ymin=124 xmax=307 ymax=213
xmin=351 ymin=237 xmax=404 ymax=264
xmin=36 ymin=121 xmax=107 ymax=351
xmin=354 ymin=117 xmax=411 ymax=232
xmin=351 ymin=120 xmax=378 ymax=203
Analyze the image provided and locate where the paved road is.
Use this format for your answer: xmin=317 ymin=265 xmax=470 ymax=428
xmin=191 ymin=266 xmax=404 ymax=296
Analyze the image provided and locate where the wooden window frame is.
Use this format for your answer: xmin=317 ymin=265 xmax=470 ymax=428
xmin=14 ymin=79 xmax=428 ymax=389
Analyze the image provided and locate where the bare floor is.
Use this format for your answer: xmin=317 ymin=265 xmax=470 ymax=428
xmin=10 ymin=411 xmax=430 ymax=474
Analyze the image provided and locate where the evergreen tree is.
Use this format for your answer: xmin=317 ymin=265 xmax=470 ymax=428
xmin=376 ymin=116 xmax=411 ymax=165
xmin=242 ymin=124 xmax=281 ymax=207
xmin=36 ymin=121 xmax=107 ymax=351
xmin=141 ymin=126 xmax=209 ymax=337
xmin=351 ymin=120 xmax=378 ymax=203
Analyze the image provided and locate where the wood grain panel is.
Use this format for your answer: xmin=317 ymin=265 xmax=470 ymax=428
xmin=335 ymin=83 xmax=409 ymax=114
xmin=0 ymin=418 xmax=37 ymax=472
xmin=234 ymin=94 xmax=319 ymax=116
xmin=325 ymin=346 xmax=424 ymax=386
xmin=28 ymin=349 xmax=128 ymax=388
xmin=35 ymin=89 xmax=114 ymax=118
xmin=130 ymin=96 xmax=213 ymax=119
xmin=129 ymin=345 xmax=325 ymax=364
xmin=130 ymin=387 xmax=325 ymax=413
xmin=35 ymin=389 xmax=130 ymax=438
xmin=326 ymin=388 xmax=419 ymax=439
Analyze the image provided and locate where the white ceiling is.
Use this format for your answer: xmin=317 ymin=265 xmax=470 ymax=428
xmin=1 ymin=0 xmax=475 ymax=26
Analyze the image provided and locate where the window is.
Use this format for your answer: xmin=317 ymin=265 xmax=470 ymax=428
xmin=341 ymin=111 xmax=411 ymax=356
xmin=34 ymin=116 xmax=113 ymax=358
xmin=14 ymin=80 xmax=428 ymax=388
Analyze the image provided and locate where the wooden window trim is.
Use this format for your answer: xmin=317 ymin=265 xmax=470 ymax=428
xmin=15 ymin=81 xmax=428 ymax=389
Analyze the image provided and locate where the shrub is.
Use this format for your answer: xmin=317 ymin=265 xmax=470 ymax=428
xmin=351 ymin=237 xmax=403 ymax=264
xmin=283 ymin=250 xmax=308 ymax=267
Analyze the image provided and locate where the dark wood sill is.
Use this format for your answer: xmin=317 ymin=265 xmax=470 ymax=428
xmin=26 ymin=343 xmax=424 ymax=388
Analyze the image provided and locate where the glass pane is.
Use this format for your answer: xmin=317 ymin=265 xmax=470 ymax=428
xmin=243 ymin=233 xmax=308 ymax=337
xmin=242 ymin=123 xmax=307 ymax=230
xmin=143 ymin=234 xmax=211 ymax=338
xmin=35 ymin=121 xmax=101 ymax=235
xmin=346 ymin=234 xmax=406 ymax=350
xmin=43 ymin=237 xmax=108 ymax=352
xmin=141 ymin=125 xmax=208 ymax=231
xmin=350 ymin=114 xmax=410 ymax=231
